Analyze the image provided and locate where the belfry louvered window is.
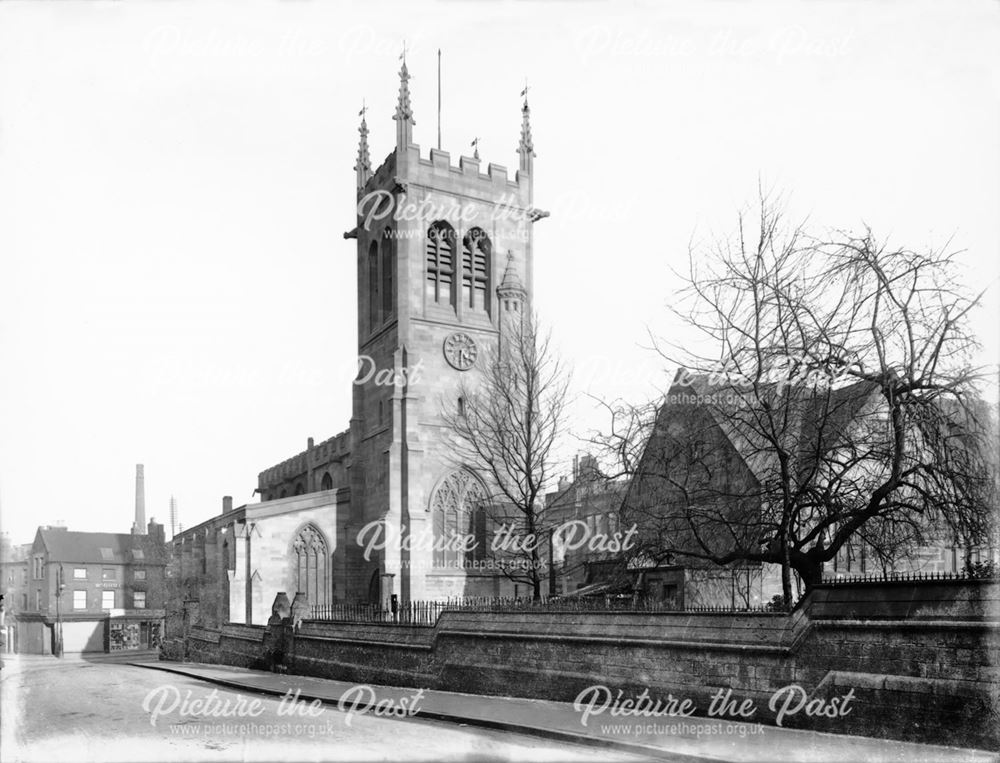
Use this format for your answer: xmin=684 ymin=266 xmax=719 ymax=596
xmin=426 ymin=221 xmax=456 ymax=307
xmin=462 ymin=228 xmax=491 ymax=314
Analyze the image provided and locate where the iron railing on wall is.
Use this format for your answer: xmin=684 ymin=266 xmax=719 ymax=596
xmin=819 ymin=567 xmax=998 ymax=585
xmin=306 ymin=567 xmax=998 ymax=625
xmin=308 ymin=595 xmax=784 ymax=624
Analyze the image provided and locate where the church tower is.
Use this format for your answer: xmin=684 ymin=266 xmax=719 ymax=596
xmin=345 ymin=58 xmax=544 ymax=604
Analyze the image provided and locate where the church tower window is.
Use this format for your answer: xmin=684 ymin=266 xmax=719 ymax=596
xmin=381 ymin=232 xmax=394 ymax=320
xmin=430 ymin=469 xmax=488 ymax=567
xmin=368 ymin=240 xmax=380 ymax=331
xmin=426 ymin=221 xmax=456 ymax=308
xmin=462 ymin=228 xmax=491 ymax=314
xmin=292 ymin=524 xmax=329 ymax=607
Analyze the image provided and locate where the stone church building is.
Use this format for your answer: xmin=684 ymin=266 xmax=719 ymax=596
xmin=171 ymin=60 xmax=545 ymax=627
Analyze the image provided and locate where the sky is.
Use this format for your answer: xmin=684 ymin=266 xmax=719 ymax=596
xmin=1 ymin=1 xmax=998 ymax=544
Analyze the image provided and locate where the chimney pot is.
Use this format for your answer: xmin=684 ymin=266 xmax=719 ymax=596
xmin=222 ymin=496 xmax=233 ymax=514
xmin=307 ymin=437 xmax=314 ymax=449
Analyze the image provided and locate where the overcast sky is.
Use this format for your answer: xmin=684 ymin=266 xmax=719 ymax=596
xmin=1 ymin=1 xmax=997 ymax=544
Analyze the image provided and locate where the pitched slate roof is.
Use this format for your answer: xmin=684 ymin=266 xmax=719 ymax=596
xmin=674 ymin=372 xmax=879 ymax=484
xmin=34 ymin=528 xmax=159 ymax=565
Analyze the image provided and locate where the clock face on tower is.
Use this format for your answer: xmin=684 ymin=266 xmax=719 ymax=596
xmin=443 ymin=332 xmax=478 ymax=371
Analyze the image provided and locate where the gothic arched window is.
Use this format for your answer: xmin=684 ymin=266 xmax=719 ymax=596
xmin=368 ymin=240 xmax=380 ymax=330
xmin=426 ymin=221 xmax=456 ymax=308
xmin=292 ymin=524 xmax=329 ymax=607
xmin=462 ymin=228 xmax=491 ymax=314
xmin=430 ymin=469 xmax=488 ymax=568
xmin=320 ymin=472 xmax=333 ymax=491
xmin=381 ymin=232 xmax=394 ymax=320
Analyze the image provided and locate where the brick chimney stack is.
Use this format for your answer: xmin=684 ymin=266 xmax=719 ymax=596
xmin=132 ymin=464 xmax=146 ymax=534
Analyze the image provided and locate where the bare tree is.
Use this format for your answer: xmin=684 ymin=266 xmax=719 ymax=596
xmin=442 ymin=312 xmax=572 ymax=600
xmin=604 ymin=197 xmax=996 ymax=605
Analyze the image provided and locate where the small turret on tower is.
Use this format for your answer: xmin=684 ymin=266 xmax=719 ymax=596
xmin=497 ymin=251 xmax=528 ymax=357
xmin=518 ymin=94 xmax=534 ymax=176
xmin=393 ymin=59 xmax=415 ymax=152
xmin=355 ymin=104 xmax=372 ymax=190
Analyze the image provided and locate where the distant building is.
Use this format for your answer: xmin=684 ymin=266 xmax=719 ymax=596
xmin=17 ymin=522 xmax=167 ymax=654
xmin=544 ymin=454 xmax=627 ymax=596
xmin=1 ymin=537 xmax=31 ymax=653
xmin=620 ymin=370 xmax=997 ymax=608
xmin=16 ymin=465 xmax=168 ymax=654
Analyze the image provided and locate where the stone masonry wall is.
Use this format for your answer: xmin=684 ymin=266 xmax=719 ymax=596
xmin=167 ymin=579 xmax=1000 ymax=750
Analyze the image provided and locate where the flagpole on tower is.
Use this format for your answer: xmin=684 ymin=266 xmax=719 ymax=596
xmin=437 ymin=49 xmax=442 ymax=150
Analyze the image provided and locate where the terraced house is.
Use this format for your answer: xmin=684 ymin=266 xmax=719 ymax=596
xmin=17 ymin=521 xmax=167 ymax=654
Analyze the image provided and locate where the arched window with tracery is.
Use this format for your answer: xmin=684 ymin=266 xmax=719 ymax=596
xmin=430 ymin=469 xmax=488 ymax=568
xmin=292 ymin=524 xmax=329 ymax=607
xmin=320 ymin=472 xmax=333 ymax=491
xmin=368 ymin=240 xmax=380 ymax=330
xmin=462 ymin=228 xmax=491 ymax=314
xmin=426 ymin=221 xmax=456 ymax=308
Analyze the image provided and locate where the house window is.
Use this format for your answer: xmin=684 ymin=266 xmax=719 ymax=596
xmin=134 ymin=569 xmax=146 ymax=581
xmin=133 ymin=591 xmax=147 ymax=609
xmin=73 ymin=568 xmax=87 ymax=579
xmin=32 ymin=556 xmax=44 ymax=580
xmin=21 ymin=593 xmax=27 ymax=610
xmin=35 ymin=589 xmax=41 ymax=610
xmin=461 ymin=228 xmax=491 ymax=313
xmin=102 ymin=568 xmax=116 ymax=581
xmin=102 ymin=590 xmax=115 ymax=610
xmin=426 ymin=221 xmax=456 ymax=308
xmin=73 ymin=590 xmax=87 ymax=610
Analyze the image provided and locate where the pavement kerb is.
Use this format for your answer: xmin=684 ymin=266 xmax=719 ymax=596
xmin=128 ymin=660 xmax=717 ymax=762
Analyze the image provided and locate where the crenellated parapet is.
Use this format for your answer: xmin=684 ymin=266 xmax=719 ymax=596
xmin=256 ymin=429 xmax=352 ymax=498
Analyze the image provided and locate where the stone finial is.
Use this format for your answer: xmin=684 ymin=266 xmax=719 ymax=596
xmin=393 ymin=61 xmax=415 ymax=150
xmin=268 ymin=591 xmax=291 ymax=626
xmin=355 ymin=103 xmax=372 ymax=190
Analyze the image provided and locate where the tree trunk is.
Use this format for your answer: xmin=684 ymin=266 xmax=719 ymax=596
xmin=795 ymin=555 xmax=825 ymax=591
xmin=780 ymin=524 xmax=793 ymax=608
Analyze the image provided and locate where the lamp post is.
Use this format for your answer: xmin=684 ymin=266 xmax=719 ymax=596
xmin=55 ymin=565 xmax=65 ymax=658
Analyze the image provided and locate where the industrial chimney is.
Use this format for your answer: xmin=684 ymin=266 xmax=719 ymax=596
xmin=132 ymin=464 xmax=146 ymax=535
xmin=169 ymin=495 xmax=178 ymax=539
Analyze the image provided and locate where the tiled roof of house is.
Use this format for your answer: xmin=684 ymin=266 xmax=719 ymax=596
xmin=34 ymin=528 xmax=164 ymax=565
